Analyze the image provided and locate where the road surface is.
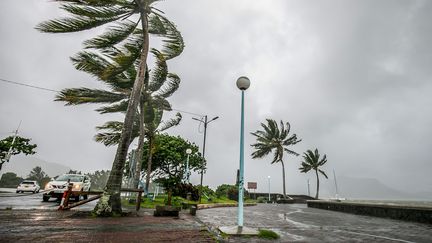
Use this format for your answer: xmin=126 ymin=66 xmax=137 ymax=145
xmin=0 ymin=188 xmax=96 ymax=210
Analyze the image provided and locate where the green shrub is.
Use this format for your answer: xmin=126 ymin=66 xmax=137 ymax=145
xmin=258 ymin=229 xmax=279 ymax=239
xmin=172 ymin=183 xmax=199 ymax=201
xmin=257 ymin=197 xmax=267 ymax=203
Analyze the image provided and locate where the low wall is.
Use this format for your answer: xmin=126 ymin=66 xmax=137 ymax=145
xmin=307 ymin=200 xmax=432 ymax=224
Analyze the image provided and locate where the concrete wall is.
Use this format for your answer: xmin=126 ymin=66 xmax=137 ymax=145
xmin=307 ymin=200 xmax=432 ymax=224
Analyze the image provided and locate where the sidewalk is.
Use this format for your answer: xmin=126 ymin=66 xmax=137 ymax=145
xmin=0 ymin=209 xmax=215 ymax=242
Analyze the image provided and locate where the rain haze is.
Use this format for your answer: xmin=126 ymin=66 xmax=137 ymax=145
xmin=1 ymin=0 xmax=431 ymax=199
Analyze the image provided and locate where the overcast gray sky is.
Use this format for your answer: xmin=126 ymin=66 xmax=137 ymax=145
xmin=1 ymin=0 xmax=431 ymax=196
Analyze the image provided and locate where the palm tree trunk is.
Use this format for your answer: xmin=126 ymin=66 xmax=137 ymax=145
xmin=133 ymin=101 xmax=146 ymax=189
xmin=145 ymin=136 xmax=154 ymax=193
xmin=315 ymin=169 xmax=320 ymax=199
xmin=281 ymin=160 xmax=287 ymax=198
xmin=94 ymin=3 xmax=150 ymax=216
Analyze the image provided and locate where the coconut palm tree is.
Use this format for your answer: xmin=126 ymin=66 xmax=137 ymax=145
xmin=37 ymin=0 xmax=184 ymax=215
xmin=299 ymin=149 xmax=328 ymax=199
xmin=251 ymin=119 xmax=301 ymax=199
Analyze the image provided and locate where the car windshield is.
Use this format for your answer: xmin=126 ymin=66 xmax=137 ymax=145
xmin=56 ymin=175 xmax=84 ymax=182
xmin=21 ymin=181 xmax=35 ymax=185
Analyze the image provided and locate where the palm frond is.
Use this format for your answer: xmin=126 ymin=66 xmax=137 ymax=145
xmin=95 ymin=100 xmax=129 ymax=114
xmin=154 ymin=73 xmax=180 ymax=98
xmin=159 ymin=112 xmax=182 ymax=132
xmin=148 ymin=49 xmax=168 ymax=92
xmin=83 ymin=20 xmax=139 ymax=49
xmin=55 ymin=88 xmax=127 ymax=105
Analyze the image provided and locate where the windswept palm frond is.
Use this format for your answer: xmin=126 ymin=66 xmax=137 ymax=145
xmin=83 ymin=20 xmax=139 ymax=49
xmin=55 ymin=88 xmax=127 ymax=105
xmin=159 ymin=112 xmax=182 ymax=132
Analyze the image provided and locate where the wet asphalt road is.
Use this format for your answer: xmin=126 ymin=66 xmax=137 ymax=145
xmin=197 ymin=203 xmax=432 ymax=242
xmin=0 ymin=188 xmax=96 ymax=211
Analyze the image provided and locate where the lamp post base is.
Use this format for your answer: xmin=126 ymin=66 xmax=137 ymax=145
xmin=218 ymin=226 xmax=258 ymax=236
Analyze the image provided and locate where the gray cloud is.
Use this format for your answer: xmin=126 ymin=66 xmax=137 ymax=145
xmin=1 ymin=0 xmax=431 ymax=197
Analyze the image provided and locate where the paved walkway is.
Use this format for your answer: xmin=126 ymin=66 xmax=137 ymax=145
xmin=197 ymin=203 xmax=432 ymax=242
xmin=0 ymin=209 xmax=214 ymax=242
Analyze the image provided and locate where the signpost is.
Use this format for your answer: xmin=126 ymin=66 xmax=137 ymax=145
xmin=247 ymin=182 xmax=257 ymax=199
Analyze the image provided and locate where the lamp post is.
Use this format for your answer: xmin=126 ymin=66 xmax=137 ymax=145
xmin=185 ymin=148 xmax=192 ymax=183
xmin=307 ymin=179 xmax=310 ymax=197
xmin=193 ymin=115 xmax=219 ymax=202
xmin=236 ymin=76 xmax=250 ymax=228
xmin=268 ymin=176 xmax=271 ymax=202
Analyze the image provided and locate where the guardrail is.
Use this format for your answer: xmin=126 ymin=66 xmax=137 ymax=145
xmin=58 ymin=184 xmax=143 ymax=211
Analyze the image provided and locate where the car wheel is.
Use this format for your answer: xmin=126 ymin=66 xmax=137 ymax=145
xmin=33 ymin=191 xmax=36 ymax=194
xmin=43 ymin=195 xmax=50 ymax=202
xmin=16 ymin=191 xmax=19 ymax=193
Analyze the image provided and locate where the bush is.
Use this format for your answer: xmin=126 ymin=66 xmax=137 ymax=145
xmin=257 ymin=197 xmax=267 ymax=203
xmin=258 ymin=229 xmax=280 ymax=239
xmin=215 ymin=184 xmax=249 ymax=201
xmin=172 ymin=183 xmax=199 ymax=201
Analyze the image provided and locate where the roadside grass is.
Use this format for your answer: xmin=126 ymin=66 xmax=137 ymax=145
xmin=124 ymin=195 xmax=256 ymax=208
xmin=258 ymin=229 xmax=280 ymax=240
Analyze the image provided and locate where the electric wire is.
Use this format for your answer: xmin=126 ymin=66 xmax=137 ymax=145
xmin=0 ymin=77 xmax=204 ymax=120
xmin=0 ymin=78 xmax=59 ymax=93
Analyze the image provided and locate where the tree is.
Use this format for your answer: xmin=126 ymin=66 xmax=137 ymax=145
xmin=86 ymin=170 xmax=111 ymax=191
xmin=0 ymin=136 xmax=37 ymax=171
xmin=37 ymin=0 xmax=184 ymax=215
xmin=251 ymin=119 xmax=301 ymax=199
xmin=27 ymin=166 xmax=51 ymax=188
xmin=0 ymin=172 xmax=23 ymax=188
xmin=67 ymin=169 xmax=82 ymax=174
xmin=299 ymin=149 xmax=328 ymax=199
xmin=143 ymin=134 xmax=203 ymax=205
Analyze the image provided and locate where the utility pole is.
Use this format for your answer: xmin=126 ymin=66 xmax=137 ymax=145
xmin=5 ymin=121 xmax=22 ymax=162
xmin=193 ymin=115 xmax=219 ymax=203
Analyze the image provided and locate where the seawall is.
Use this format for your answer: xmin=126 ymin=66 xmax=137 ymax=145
xmin=307 ymin=200 xmax=432 ymax=224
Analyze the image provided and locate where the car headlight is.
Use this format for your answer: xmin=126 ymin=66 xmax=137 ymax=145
xmin=74 ymin=184 xmax=81 ymax=189
xmin=45 ymin=183 xmax=53 ymax=190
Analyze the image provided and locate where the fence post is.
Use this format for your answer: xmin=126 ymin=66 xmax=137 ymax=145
xmin=136 ymin=190 xmax=142 ymax=211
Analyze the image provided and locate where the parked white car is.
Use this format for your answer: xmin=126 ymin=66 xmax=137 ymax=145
xmin=16 ymin=180 xmax=40 ymax=193
xmin=43 ymin=174 xmax=91 ymax=202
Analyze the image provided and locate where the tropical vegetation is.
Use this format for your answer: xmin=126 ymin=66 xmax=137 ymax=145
xmin=250 ymin=119 xmax=301 ymax=199
xmin=37 ymin=0 xmax=184 ymax=215
xmin=299 ymin=149 xmax=328 ymax=199
xmin=0 ymin=136 xmax=37 ymax=171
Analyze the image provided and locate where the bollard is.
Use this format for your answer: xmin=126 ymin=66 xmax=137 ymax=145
xmin=58 ymin=183 xmax=73 ymax=210
xmin=190 ymin=205 xmax=197 ymax=216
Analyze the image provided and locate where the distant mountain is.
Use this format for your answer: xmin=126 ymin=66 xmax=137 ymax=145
xmin=0 ymin=155 xmax=71 ymax=178
xmin=318 ymin=176 xmax=432 ymax=201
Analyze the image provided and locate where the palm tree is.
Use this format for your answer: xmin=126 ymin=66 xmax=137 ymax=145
xmin=37 ymin=0 xmax=184 ymax=215
xmin=299 ymin=149 xmax=328 ymax=199
xmin=57 ymin=47 xmax=181 ymax=189
xmin=95 ymin=107 xmax=182 ymax=192
xmin=251 ymin=119 xmax=301 ymax=199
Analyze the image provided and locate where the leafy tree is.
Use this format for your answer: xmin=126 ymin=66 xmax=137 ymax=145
xmin=145 ymin=134 xmax=203 ymax=205
xmin=86 ymin=170 xmax=111 ymax=191
xmin=0 ymin=172 xmax=23 ymax=188
xmin=27 ymin=166 xmax=51 ymax=188
xmin=299 ymin=149 xmax=329 ymax=199
xmin=251 ymin=119 xmax=301 ymax=199
xmin=67 ymin=169 xmax=82 ymax=174
xmin=0 ymin=136 xmax=37 ymax=171
xmin=37 ymin=0 xmax=184 ymax=215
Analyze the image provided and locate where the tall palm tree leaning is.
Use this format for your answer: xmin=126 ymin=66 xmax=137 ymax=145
xmin=37 ymin=0 xmax=181 ymax=215
xmin=251 ymin=119 xmax=301 ymax=199
xmin=299 ymin=149 xmax=328 ymax=199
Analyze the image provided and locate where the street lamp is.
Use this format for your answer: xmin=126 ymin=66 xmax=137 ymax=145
xmin=192 ymin=115 xmax=219 ymax=202
xmin=236 ymin=76 xmax=250 ymax=228
xmin=185 ymin=148 xmax=192 ymax=183
xmin=268 ymin=176 xmax=271 ymax=202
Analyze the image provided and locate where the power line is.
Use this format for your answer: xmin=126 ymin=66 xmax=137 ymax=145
xmin=170 ymin=108 xmax=204 ymax=117
xmin=1 ymin=77 xmax=206 ymax=118
xmin=0 ymin=78 xmax=59 ymax=93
